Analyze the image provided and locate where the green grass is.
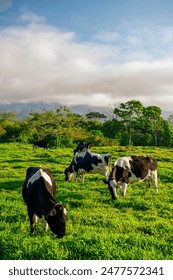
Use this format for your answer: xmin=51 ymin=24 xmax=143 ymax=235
xmin=0 ymin=143 xmax=173 ymax=260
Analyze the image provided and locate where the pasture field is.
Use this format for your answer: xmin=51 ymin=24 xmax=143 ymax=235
xmin=0 ymin=143 xmax=173 ymax=260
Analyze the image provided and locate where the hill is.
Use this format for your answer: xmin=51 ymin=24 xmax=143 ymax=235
xmin=0 ymin=102 xmax=107 ymax=118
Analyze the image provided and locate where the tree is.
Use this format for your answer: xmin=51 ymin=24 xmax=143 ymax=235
xmin=113 ymin=100 xmax=144 ymax=145
xmin=143 ymin=106 xmax=162 ymax=146
xmin=0 ymin=124 xmax=6 ymax=137
xmin=85 ymin=111 xmax=107 ymax=121
xmin=102 ymin=119 xmax=124 ymax=142
xmin=0 ymin=112 xmax=22 ymax=142
xmin=168 ymin=114 xmax=173 ymax=128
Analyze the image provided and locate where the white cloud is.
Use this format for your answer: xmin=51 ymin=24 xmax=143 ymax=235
xmin=19 ymin=11 xmax=46 ymax=24
xmin=1 ymin=12 xmax=173 ymax=112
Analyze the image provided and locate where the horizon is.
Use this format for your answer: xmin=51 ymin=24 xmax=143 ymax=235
xmin=0 ymin=100 xmax=172 ymax=120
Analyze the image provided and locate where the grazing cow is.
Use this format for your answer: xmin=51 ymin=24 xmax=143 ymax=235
xmin=22 ymin=167 xmax=67 ymax=238
xmin=74 ymin=141 xmax=91 ymax=155
xmin=33 ymin=140 xmax=49 ymax=149
xmin=103 ymin=156 xmax=158 ymax=200
xmin=65 ymin=151 xmax=111 ymax=182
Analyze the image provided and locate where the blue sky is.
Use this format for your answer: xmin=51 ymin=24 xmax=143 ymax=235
xmin=1 ymin=0 xmax=173 ymax=111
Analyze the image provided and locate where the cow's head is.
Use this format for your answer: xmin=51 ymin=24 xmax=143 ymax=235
xmin=64 ymin=167 xmax=73 ymax=181
xmin=73 ymin=142 xmax=91 ymax=154
xmin=47 ymin=204 xmax=67 ymax=238
xmin=103 ymin=165 xmax=118 ymax=200
xmin=103 ymin=178 xmax=118 ymax=200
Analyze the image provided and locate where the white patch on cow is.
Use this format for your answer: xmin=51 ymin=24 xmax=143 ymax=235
xmin=114 ymin=156 xmax=132 ymax=169
xmin=121 ymin=182 xmax=128 ymax=196
xmin=68 ymin=172 xmax=74 ymax=181
xmin=149 ymin=169 xmax=158 ymax=193
xmin=34 ymin=214 xmax=39 ymax=224
xmin=63 ymin=208 xmax=67 ymax=216
xmin=40 ymin=169 xmax=52 ymax=186
xmin=26 ymin=168 xmax=52 ymax=188
xmin=110 ymin=179 xmax=117 ymax=188
xmin=43 ymin=219 xmax=49 ymax=231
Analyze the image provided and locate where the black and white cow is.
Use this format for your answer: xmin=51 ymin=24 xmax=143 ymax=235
xmin=74 ymin=141 xmax=91 ymax=155
xmin=22 ymin=167 xmax=67 ymax=238
xmin=33 ymin=140 xmax=49 ymax=149
xmin=65 ymin=151 xmax=111 ymax=182
xmin=103 ymin=156 xmax=158 ymax=200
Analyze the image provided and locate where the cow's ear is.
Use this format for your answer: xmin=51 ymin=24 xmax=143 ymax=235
xmin=50 ymin=208 xmax=57 ymax=216
xmin=102 ymin=179 xmax=108 ymax=184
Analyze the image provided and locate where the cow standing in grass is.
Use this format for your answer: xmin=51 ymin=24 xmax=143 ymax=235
xmin=65 ymin=151 xmax=111 ymax=182
xmin=103 ymin=156 xmax=158 ymax=200
xmin=22 ymin=167 xmax=67 ymax=238
xmin=33 ymin=140 xmax=49 ymax=149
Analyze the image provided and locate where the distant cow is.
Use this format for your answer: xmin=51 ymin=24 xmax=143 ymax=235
xmin=74 ymin=141 xmax=91 ymax=155
xmin=22 ymin=167 xmax=67 ymax=238
xmin=103 ymin=156 xmax=158 ymax=200
xmin=65 ymin=151 xmax=111 ymax=182
xmin=33 ymin=140 xmax=49 ymax=149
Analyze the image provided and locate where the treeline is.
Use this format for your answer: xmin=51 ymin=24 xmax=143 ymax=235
xmin=0 ymin=100 xmax=173 ymax=147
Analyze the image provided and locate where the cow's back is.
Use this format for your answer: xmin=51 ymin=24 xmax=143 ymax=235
xmin=22 ymin=167 xmax=56 ymax=204
xmin=130 ymin=156 xmax=157 ymax=180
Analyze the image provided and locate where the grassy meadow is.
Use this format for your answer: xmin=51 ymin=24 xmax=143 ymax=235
xmin=0 ymin=143 xmax=173 ymax=260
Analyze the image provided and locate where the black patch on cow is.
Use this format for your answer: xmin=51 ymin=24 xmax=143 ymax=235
xmin=74 ymin=152 xmax=103 ymax=173
xmin=130 ymin=156 xmax=157 ymax=179
xmin=116 ymin=165 xmax=130 ymax=183
xmin=104 ymin=155 xmax=111 ymax=165
xmin=109 ymin=164 xmax=131 ymax=184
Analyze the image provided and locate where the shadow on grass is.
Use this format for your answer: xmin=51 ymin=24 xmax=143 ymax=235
xmin=60 ymin=192 xmax=84 ymax=208
xmin=114 ymin=199 xmax=149 ymax=211
xmin=0 ymin=180 xmax=23 ymax=191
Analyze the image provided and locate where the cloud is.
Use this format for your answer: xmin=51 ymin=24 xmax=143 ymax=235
xmin=94 ymin=31 xmax=121 ymax=43
xmin=19 ymin=11 xmax=46 ymax=25
xmin=0 ymin=0 xmax=12 ymax=13
xmin=1 ymin=12 xmax=173 ymax=112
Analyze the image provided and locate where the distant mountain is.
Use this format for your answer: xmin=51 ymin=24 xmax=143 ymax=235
xmin=0 ymin=102 xmax=171 ymax=120
xmin=0 ymin=102 xmax=108 ymax=118
xmin=161 ymin=111 xmax=172 ymax=120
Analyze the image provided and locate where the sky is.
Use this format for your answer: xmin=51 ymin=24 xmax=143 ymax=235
xmin=1 ymin=0 xmax=173 ymax=112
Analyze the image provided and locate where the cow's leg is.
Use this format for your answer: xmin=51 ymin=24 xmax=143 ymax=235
xmin=81 ymin=174 xmax=85 ymax=183
xmin=68 ymin=173 xmax=73 ymax=181
xmin=74 ymin=172 xmax=78 ymax=182
xmin=121 ymin=182 xmax=128 ymax=197
xmin=28 ymin=208 xmax=39 ymax=233
xmin=105 ymin=168 xmax=109 ymax=179
xmin=152 ymin=170 xmax=158 ymax=193
xmin=112 ymin=186 xmax=118 ymax=200
xmin=43 ymin=219 xmax=49 ymax=231
xmin=108 ymin=181 xmax=118 ymax=200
